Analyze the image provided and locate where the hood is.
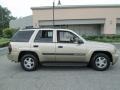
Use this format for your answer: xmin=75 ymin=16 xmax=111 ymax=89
xmin=85 ymin=41 xmax=115 ymax=49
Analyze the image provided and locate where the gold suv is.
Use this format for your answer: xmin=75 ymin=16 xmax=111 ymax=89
xmin=8 ymin=29 xmax=118 ymax=71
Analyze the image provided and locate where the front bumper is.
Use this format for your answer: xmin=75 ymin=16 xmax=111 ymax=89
xmin=112 ymin=53 xmax=119 ymax=65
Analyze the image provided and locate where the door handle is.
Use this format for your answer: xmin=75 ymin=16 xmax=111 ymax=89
xmin=58 ymin=46 xmax=63 ymax=48
xmin=33 ymin=45 xmax=38 ymax=48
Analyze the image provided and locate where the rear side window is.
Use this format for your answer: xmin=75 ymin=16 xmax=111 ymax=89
xmin=11 ymin=30 xmax=34 ymax=42
xmin=34 ymin=30 xmax=53 ymax=42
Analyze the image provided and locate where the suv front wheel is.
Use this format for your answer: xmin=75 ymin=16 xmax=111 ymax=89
xmin=20 ymin=54 xmax=39 ymax=71
xmin=91 ymin=53 xmax=110 ymax=71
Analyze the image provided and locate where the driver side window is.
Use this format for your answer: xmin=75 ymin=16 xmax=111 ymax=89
xmin=57 ymin=31 xmax=79 ymax=43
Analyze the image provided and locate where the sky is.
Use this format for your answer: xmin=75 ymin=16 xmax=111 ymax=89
xmin=0 ymin=0 xmax=120 ymax=18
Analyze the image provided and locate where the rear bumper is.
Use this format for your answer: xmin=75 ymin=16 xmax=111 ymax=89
xmin=112 ymin=53 xmax=119 ymax=65
xmin=7 ymin=52 xmax=19 ymax=62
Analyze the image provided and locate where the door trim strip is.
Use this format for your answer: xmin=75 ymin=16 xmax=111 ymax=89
xmin=42 ymin=53 xmax=85 ymax=56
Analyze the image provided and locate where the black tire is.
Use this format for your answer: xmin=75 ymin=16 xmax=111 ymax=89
xmin=90 ymin=53 xmax=110 ymax=71
xmin=20 ymin=54 xmax=39 ymax=71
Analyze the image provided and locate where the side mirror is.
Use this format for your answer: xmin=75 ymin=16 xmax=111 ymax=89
xmin=78 ymin=40 xmax=84 ymax=44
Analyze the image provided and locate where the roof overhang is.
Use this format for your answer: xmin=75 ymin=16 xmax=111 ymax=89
xmin=39 ymin=19 xmax=105 ymax=26
xmin=31 ymin=4 xmax=120 ymax=10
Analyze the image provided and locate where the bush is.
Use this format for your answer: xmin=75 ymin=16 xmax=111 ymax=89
xmin=82 ymin=35 xmax=120 ymax=42
xmin=0 ymin=29 xmax=3 ymax=37
xmin=83 ymin=35 xmax=101 ymax=40
xmin=0 ymin=41 xmax=9 ymax=47
xmin=0 ymin=38 xmax=10 ymax=47
xmin=3 ymin=28 xmax=17 ymax=38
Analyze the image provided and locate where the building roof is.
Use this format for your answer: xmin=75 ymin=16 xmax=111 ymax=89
xmin=31 ymin=4 xmax=120 ymax=10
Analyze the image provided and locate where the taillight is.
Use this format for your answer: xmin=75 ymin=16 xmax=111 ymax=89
xmin=8 ymin=44 xmax=12 ymax=53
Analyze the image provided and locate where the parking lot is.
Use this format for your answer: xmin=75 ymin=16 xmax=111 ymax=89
xmin=0 ymin=45 xmax=120 ymax=90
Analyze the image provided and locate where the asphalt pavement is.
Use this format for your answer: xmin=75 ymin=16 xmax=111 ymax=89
xmin=0 ymin=45 xmax=120 ymax=90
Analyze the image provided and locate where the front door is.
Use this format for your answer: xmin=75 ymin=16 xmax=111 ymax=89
xmin=56 ymin=30 xmax=86 ymax=62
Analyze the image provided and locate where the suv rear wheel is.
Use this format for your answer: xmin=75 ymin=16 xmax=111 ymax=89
xmin=20 ymin=54 xmax=39 ymax=71
xmin=91 ymin=53 xmax=110 ymax=71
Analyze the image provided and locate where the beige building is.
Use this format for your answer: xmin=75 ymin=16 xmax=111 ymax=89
xmin=10 ymin=5 xmax=120 ymax=36
xmin=31 ymin=5 xmax=120 ymax=36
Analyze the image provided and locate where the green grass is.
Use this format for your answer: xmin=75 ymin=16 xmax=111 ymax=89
xmin=0 ymin=37 xmax=10 ymax=47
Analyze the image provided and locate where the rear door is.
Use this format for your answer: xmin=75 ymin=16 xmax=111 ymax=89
xmin=33 ymin=30 xmax=55 ymax=62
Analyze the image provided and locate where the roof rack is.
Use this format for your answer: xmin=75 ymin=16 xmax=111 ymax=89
xmin=24 ymin=26 xmax=67 ymax=29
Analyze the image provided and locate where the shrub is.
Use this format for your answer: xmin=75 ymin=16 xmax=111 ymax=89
xmin=0 ymin=29 xmax=3 ymax=37
xmin=0 ymin=41 xmax=9 ymax=47
xmin=82 ymin=34 xmax=120 ymax=42
xmin=0 ymin=38 xmax=10 ymax=47
xmin=3 ymin=28 xmax=17 ymax=38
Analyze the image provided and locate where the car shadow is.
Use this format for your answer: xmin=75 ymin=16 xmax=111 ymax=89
xmin=8 ymin=62 xmax=119 ymax=72
xmin=38 ymin=65 xmax=92 ymax=71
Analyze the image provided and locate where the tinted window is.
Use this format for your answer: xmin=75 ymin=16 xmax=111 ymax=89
xmin=11 ymin=30 xmax=34 ymax=42
xmin=57 ymin=31 xmax=79 ymax=43
xmin=34 ymin=30 xmax=53 ymax=42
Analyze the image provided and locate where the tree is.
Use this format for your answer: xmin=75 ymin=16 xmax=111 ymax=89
xmin=0 ymin=5 xmax=16 ymax=36
xmin=3 ymin=28 xmax=17 ymax=38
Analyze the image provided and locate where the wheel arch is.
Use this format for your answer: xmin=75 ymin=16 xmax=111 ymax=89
xmin=90 ymin=51 xmax=113 ymax=63
xmin=18 ymin=51 xmax=40 ymax=62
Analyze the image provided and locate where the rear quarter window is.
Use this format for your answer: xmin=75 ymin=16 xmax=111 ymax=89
xmin=11 ymin=30 xmax=34 ymax=42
